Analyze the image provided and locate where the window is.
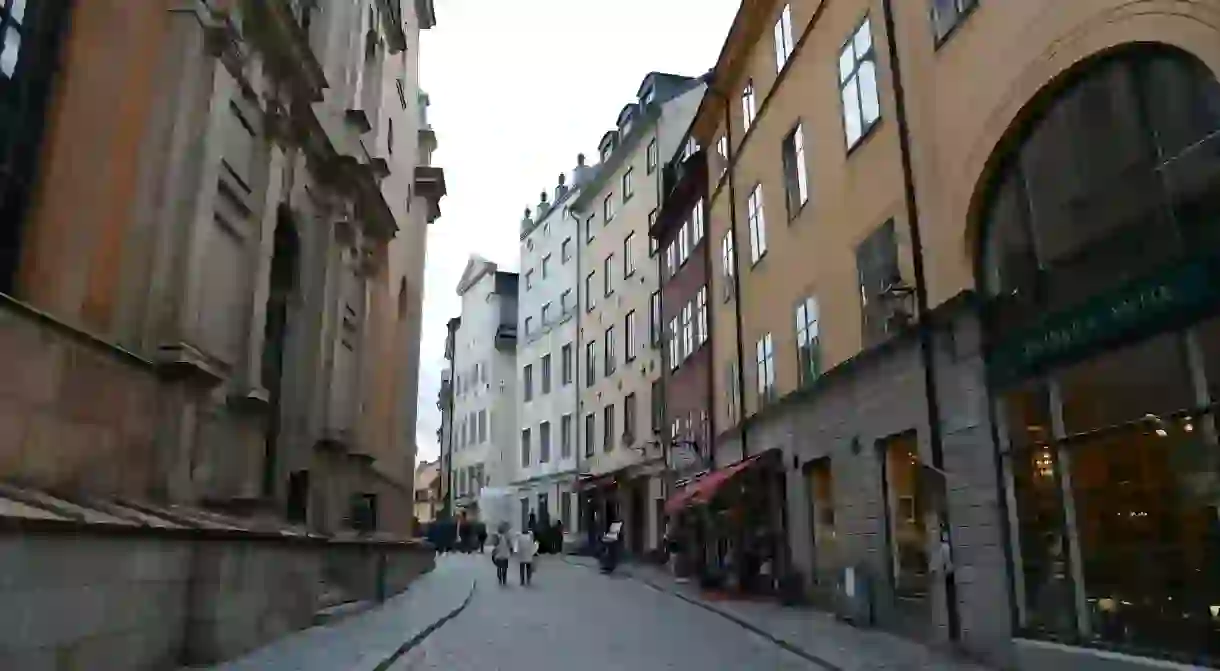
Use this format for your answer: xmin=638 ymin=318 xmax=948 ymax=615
xmin=716 ymin=135 xmax=729 ymax=179
xmin=585 ymin=340 xmax=597 ymax=387
xmin=0 ymin=0 xmax=29 ymax=79
xmin=678 ymin=222 xmax=690 ymax=265
xmin=523 ymin=364 xmax=534 ymax=401
xmin=625 ymin=310 xmax=638 ymax=362
xmin=586 ymin=271 xmax=596 ymax=311
xmin=603 ymin=404 xmax=615 ymax=452
xmin=560 ymin=290 xmax=572 ymax=314
xmin=586 ymin=215 xmax=595 ymax=244
xmin=930 ymin=0 xmax=977 ymax=43
xmin=541 ymin=353 xmax=552 ymax=394
xmin=782 ymin=123 xmax=810 ymax=218
xmin=622 ymin=168 xmax=634 ymax=201
xmin=665 ymin=242 xmax=678 ymax=277
xmin=478 ymin=409 xmax=487 ymax=443
xmin=725 ymin=361 xmax=741 ymax=423
xmin=648 ymin=210 xmax=659 ymax=255
xmin=521 ymin=428 xmax=531 ymax=467
xmin=721 ymin=231 xmax=736 ymax=301
xmin=651 ymin=380 xmax=663 ymax=435
xmin=525 ymin=269 xmax=534 ymax=290
xmin=747 ymin=185 xmax=767 ymax=263
xmin=856 ymin=220 xmax=900 ymax=344
xmin=560 ymin=414 xmax=573 ymax=458
xmin=623 ymin=392 xmax=637 ymax=443
xmin=774 ymin=4 xmax=795 ymax=71
xmin=646 ymin=138 xmax=658 ymax=173
xmin=756 ymin=333 xmax=776 ymax=404
xmin=562 ymin=237 xmax=572 ymax=262
xmin=696 ymin=286 xmax=708 ymax=346
xmin=604 ymin=193 xmax=615 ymax=222
xmin=741 ymin=80 xmax=757 ymax=132
xmin=539 ymin=421 xmax=551 ymax=463
xmin=584 ymin=413 xmax=595 ymax=457
xmin=691 ymin=201 xmax=705 ymax=246
xmin=525 ymin=316 xmax=534 ymax=336
xmin=624 ymin=233 xmax=636 ymax=277
xmin=883 ymin=432 xmax=929 ymax=595
xmin=541 ymin=302 xmax=552 ymax=325
xmin=840 ymin=17 xmax=881 ymax=148
xmin=560 ymin=491 xmax=572 ymax=529
xmin=795 ymin=296 xmax=821 ymax=387
xmin=668 ymin=317 xmax=680 ymax=371
xmin=649 ymin=291 xmax=661 ymax=345
xmin=681 ymin=302 xmax=694 ymax=361
xmin=561 ymin=343 xmax=573 ymax=385
xmin=603 ymin=254 xmax=614 ymax=296
xmin=541 ymin=254 xmax=551 ymax=279
xmin=604 ymin=326 xmax=616 ymax=375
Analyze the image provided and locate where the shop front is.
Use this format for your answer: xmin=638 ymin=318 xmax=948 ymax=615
xmin=977 ymin=45 xmax=1220 ymax=669
xmin=664 ymin=450 xmax=787 ymax=595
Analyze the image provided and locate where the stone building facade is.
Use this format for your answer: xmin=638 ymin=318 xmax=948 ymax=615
xmin=0 ymin=0 xmax=445 ymax=536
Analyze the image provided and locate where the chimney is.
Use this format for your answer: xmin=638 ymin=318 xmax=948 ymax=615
xmin=521 ymin=207 xmax=532 ymax=229
xmin=536 ymin=191 xmax=549 ymax=220
xmin=573 ymin=153 xmax=590 ymax=186
xmin=554 ymin=172 xmax=568 ymax=201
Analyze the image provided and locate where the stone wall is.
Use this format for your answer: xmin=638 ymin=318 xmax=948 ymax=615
xmin=0 ymin=485 xmax=435 ymax=671
xmin=0 ymin=295 xmax=163 ymax=500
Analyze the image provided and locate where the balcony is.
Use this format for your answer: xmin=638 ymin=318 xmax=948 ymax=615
xmin=247 ymin=0 xmax=328 ymax=102
xmin=414 ymin=166 xmax=448 ymax=224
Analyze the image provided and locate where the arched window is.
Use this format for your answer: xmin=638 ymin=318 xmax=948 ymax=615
xmin=981 ymin=46 xmax=1220 ymax=329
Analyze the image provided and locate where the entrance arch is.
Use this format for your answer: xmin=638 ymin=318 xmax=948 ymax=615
xmin=972 ymin=43 xmax=1220 ymax=664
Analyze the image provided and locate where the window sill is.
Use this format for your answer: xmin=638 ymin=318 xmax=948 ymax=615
xmin=845 ymin=118 xmax=883 ymax=158
xmin=787 ymin=199 xmax=809 ymax=224
xmin=750 ymin=252 xmax=768 ymax=269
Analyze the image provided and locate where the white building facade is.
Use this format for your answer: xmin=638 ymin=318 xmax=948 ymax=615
xmin=451 ymin=258 xmax=519 ymax=515
xmin=510 ymin=157 xmax=596 ymax=536
xmin=571 ymin=73 xmax=706 ymax=555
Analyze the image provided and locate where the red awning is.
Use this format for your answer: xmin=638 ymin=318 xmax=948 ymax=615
xmin=664 ymin=453 xmax=764 ymax=516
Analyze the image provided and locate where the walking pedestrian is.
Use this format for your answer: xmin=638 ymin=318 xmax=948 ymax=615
xmin=516 ymin=527 xmax=538 ymax=586
xmin=491 ymin=521 xmax=513 ymax=586
xmin=477 ymin=522 xmax=488 ymax=554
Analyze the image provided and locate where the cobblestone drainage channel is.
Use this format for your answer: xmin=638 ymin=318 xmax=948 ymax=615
xmin=561 ymin=558 xmax=840 ymax=671
xmin=370 ymin=579 xmax=479 ymax=671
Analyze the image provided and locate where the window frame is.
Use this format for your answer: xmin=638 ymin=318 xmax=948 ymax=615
xmin=604 ymin=192 xmax=616 ymax=222
xmin=604 ymin=253 xmax=614 ymax=297
xmin=782 ymin=122 xmax=810 ymax=219
xmin=585 ymin=340 xmax=597 ymax=387
xmin=839 ymin=16 xmax=882 ymax=149
xmin=696 ymin=285 xmax=709 ymax=346
xmin=586 ymin=271 xmax=596 ymax=312
xmin=622 ymin=167 xmax=634 ymax=202
xmin=539 ymin=420 xmax=551 ymax=463
xmin=774 ymin=3 xmax=795 ymax=72
xmin=561 ymin=413 xmax=573 ymax=458
xmin=604 ymin=325 xmax=617 ymax=376
xmin=756 ymin=332 xmax=776 ymax=404
xmin=721 ymin=231 xmax=736 ymax=302
xmin=562 ymin=237 xmax=572 ymax=263
xmin=625 ymin=310 xmax=638 ymax=363
xmin=795 ymin=296 xmax=821 ymax=387
xmin=523 ymin=363 xmax=534 ymax=402
xmin=521 ymin=427 xmax=531 ymax=467
xmin=561 ymin=343 xmax=573 ymax=385
xmin=624 ymin=392 xmax=637 ymax=443
xmin=541 ymin=353 xmax=553 ymax=394
xmin=603 ymin=403 xmax=615 ymax=453
xmin=747 ymin=184 xmax=768 ymax=264
xmin=741 ymin=80 xmax=757 ymax=133
xmin=624 ymin=232 xmax=637 ymax=277
xmin=930 ymin=0 xmax=978 ymax=46
xmin=584 ymin=413 xmax=596 ymax=457
xmin=646 ymin=138 xmax=658 ymax=174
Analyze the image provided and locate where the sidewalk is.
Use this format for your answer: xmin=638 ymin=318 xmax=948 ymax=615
xmin=565 ymin=555 xmax=992 ymax=671
xmin=192 ymin=554 xmax=476 ymax=671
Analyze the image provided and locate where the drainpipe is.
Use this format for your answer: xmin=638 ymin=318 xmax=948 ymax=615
xmin=653 ymin=125 xmax=670 ymax=502
xmin=567 ymin=208 xmax=586 ymax=537
xmin=880 ymin=0 xmax=960 ymax=641
xmin=446 ymin=335 xmax=457 ymax=517
xmin=717 ymin=89 xmax=750 ymax=461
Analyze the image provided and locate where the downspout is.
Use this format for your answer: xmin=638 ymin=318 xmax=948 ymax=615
xmin=653 ymin=125 xmax=669 ymax=502
xmin=567 ymin=208 xmax=586 ymax=537
xmin=718 ymin=90 xmax=750 ymax=460
xmin=700 ymin=181 xmax=717 ymax=471
xmin=880 ymin=0 xmax=960 ymax=641
xmin=446 ymin=334 xmax=457 ymax=516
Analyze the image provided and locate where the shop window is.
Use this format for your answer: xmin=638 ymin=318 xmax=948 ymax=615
xmin=806 ymin=459 xmax=837 ymax=584
xmin=882 ymin=432 xmax=929 ymax=596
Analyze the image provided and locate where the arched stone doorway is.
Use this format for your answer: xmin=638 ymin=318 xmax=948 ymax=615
xmin=975 ymin=44 xmax=1220 ymax=664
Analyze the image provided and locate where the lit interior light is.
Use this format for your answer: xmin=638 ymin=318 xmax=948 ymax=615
xmin=1210 ymin=605 xmax=1220 ymax=618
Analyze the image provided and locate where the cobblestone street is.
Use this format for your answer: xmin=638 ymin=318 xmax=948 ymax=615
xmin=391 ymin=555 xmax=824 ymax=671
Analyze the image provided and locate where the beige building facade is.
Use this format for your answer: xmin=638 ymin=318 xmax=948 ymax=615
xmin=0 ymin=0 xmax=444 ymax=536
xmin=688 ymin=0 xmax=1220 ymax=669
xmin=570 ymin=73 xmax=705 ymax=555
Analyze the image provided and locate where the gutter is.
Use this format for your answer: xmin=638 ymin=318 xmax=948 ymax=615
xmin=446 ymin=335 xmax=458 ymax=516
xmin=880 ymin=0 xmax=960 ymax=640
xmin=567 ymin=208 xmax=585 ymax=526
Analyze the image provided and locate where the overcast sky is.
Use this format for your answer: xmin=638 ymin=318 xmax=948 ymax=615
xmin=413 ymin=0 xmax=741 ymax=463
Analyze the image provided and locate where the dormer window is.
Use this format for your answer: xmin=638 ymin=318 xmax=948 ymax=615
xmin=617 ymin=104 xmax=637 ymax=138
xmin=598 ymin=130 xmax=619 ymax=163
xmin=642 ymin=87 xmax=656 ymax=106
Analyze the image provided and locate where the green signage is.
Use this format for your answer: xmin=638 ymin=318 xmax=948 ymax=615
xmin=989 ymin=257 xmax=1220 ymax=385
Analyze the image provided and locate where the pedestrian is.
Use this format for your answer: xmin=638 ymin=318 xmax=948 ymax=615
xmin=477 ymin=522 xmax=488 ymax=554
xmin=491 ymin=521 xmax=513 ymax=586
xmin=516 ymin=527 xmax=538 ymax=586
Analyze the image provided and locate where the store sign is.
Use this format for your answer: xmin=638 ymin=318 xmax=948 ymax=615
xmin=990 ymin=258 xmax=1220 ymax=384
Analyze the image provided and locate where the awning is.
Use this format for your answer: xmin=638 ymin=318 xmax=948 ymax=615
xmin=664 ymin=453 xmax=765 ymax=516
xmin=576 ymin=472 xmax=619 ymax=491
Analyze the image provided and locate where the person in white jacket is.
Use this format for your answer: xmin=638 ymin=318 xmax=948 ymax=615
xmin=515 ymin=529 xmax=538 ymax=586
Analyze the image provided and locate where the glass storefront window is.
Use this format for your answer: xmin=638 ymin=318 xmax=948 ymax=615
xmin=884 ymin=433 xmax=929 ymax=596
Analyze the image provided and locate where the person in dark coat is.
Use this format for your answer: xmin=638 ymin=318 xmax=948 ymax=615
xmin=476 ymin=521 xmax=488 ymax=553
